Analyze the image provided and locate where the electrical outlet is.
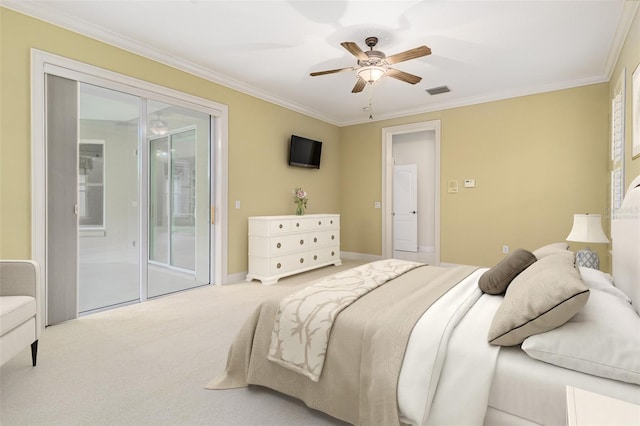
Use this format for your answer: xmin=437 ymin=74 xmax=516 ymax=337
xmin=502 ymin=245 xmax=509 ymax=254
xmin=374 ymin=201 xmax=381 ymax=209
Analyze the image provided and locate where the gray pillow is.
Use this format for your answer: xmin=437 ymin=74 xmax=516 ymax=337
xmin=488 ymin=252 xmax=590 ymax=346
xmin=478 ymin=249 xmax=537 ymax=295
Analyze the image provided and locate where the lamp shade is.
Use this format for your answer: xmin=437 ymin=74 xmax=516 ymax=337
xmin=566 ymin=214 xmax=609 ymax=244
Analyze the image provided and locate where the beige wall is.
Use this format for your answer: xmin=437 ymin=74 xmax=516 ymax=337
xmin=610 ymin=7 xmax=640 ymax=189
xmin=2 ymin=6 xmax=637 ymax=276
xmin=340 ymin=84 xmax=611 ymax=269
xmin=0 ymin=8 xmax=341 ymax=276
xmin=339 ymin=7 xmax=639 ymax=273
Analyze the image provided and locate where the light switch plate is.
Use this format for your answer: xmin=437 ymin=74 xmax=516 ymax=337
xmin=448 ymin=180 xmax=459 ymax=193
xmin=464 ymin=179 xmax=476 ymax=188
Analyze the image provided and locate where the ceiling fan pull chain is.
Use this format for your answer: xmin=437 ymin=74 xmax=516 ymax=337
xmin=368 ymin=86 xmax=374 ymax=120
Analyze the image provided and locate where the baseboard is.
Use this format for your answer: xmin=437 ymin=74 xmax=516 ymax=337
xmin=340 ymin=252 xmax=383 ymax=262
xmin=224 ymin=271 xmax=247 ymax=285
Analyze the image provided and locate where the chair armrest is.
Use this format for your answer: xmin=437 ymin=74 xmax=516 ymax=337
xmin=0 ymin=260 xmax=40 ymax=299
xmin=0 ymin=259 xmax=42 ymax=342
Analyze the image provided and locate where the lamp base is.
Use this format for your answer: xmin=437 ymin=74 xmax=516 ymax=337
xmin=575 ymin=248 xmax=600 ymax=270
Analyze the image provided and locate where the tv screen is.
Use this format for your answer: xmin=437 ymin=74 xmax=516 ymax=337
xmin=288 ymin=135 xmax=322 ymax=169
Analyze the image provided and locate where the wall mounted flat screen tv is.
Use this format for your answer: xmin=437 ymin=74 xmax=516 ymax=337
xmin=288 ymin=135 xmax=322 ymax=169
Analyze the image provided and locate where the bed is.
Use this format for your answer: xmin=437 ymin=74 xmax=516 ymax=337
xmin=208 ymin=176 xmax=640 ymax=425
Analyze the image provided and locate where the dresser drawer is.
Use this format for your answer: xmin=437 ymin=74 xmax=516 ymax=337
xmin=249 ymin=234 xmax=310 ymax=256
xmin=248 ymin=218 xmax=291 ymax=236
xmin=308 ymin=246 xmax=340 ymax=264
xmin=309 ymin=230 xmax=340 ymax=248
xmin=258 ymin=253 xmax=310 ymax=276
xmin=294 ymin=215 xmax=338 ymax=231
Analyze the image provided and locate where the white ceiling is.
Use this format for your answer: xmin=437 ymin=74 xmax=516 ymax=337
xmin=5 ymin=1 xmax=637 ymax=126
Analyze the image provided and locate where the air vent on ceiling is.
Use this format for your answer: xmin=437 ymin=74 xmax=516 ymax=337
xmin=426 ymin=85 xmax=450 ymax=95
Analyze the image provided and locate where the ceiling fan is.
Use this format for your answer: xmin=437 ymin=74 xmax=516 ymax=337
xmin=310 ymin=36 xmax=431 ymax=93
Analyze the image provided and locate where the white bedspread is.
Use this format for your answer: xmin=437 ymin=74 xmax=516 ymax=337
xmin=398 ymin=268 xmax=503 ymax=425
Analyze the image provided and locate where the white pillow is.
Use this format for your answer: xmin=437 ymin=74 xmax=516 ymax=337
xmin=522 ymin=289 xmax=640 ymax=385
xmin=532 ymin=242 xmax=569 ymax=259
xmin=578 ymin=266 xmax=631 ymax=303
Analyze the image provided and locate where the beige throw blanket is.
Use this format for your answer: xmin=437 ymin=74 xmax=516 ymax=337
xmin=207 ymin=264 xmax=477 ymax=425
xmin=268 ymin=259 xmax=425 ymax=382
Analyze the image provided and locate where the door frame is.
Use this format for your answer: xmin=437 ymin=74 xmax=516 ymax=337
xmin=31 ymin=49 xmax=228 ymax=325
xmin=381 ymin=120 xmax=440 ymax=262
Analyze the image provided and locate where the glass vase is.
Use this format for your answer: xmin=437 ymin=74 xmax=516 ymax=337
xmin=295 ymin=204 xmax=305 ymax=216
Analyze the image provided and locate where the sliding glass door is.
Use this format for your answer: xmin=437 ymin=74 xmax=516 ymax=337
xmin=36 ymin=51 xmax=226 ymax=325
xmin=147 ymin=101 xmax=210 ymax=298
xmin=50 ymin=83 xmax=211 ymax=317
xmin=78 ymin=83 xmax=141 ymax=313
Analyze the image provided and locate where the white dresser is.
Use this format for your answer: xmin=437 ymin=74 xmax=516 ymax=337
xmin=246 ymin=214 xmax=341 ymax=285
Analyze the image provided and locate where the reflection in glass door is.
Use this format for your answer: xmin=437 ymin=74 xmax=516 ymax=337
xmin=147 ymin=102 xmax=210 ymax=297
xmin=77 ymin=87 xmax=211 ymax=312
xmin=150 ymin=129 xmax=197 ymax=271
xmin=150 ymin=136 xmax=170 ymax=265
xmin=78 ymin=83 xmax=140 ymax=313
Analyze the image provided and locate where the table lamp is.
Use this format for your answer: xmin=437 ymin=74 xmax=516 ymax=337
xmin=566 ymin=213 xmax=609 ymax=269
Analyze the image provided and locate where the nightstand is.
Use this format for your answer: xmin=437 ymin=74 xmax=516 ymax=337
xmin=566 ymin=386 xmax=640 ymax=425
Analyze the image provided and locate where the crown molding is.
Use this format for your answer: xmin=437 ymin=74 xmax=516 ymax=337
xmin=1 ymin=1 xmax=341 ymax=126
xmin=604 ymin=1 xmax=640 ymax=80
xmin=3 ymin=1 xmax=632 ymax=128
xmin=336 ymin=74 xmax=609 ymax=127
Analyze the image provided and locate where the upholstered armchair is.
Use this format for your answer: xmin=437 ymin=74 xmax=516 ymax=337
xmin=0 ymin=260 xmax=41 ymax=366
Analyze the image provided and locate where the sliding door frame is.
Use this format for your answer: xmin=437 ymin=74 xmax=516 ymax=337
xmin=31 ymin=49 xmax=228 ymax=325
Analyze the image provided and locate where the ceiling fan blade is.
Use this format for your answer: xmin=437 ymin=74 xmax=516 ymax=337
xmin=310 ymin=67 xmax=353 ymax=77
xmin=352 ymin=77 xmax=366 ymax=93
xmin=341 ymin=42 xmax=368 ymax=61
xmin=386 ymin=46 xmax=431 ymax=65
xmin=386 ymin=68 xmax=422 ymax=84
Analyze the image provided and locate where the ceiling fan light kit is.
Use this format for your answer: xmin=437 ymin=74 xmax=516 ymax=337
xmin=310 ymin=36 xmax=431 ymax=94
xmin=149 ymin=117 xmax=169 ymax=135
xmin=357 ymin=66 xmax=386 ymax=84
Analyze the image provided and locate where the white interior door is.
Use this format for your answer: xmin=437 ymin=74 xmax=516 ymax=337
xmin=393 ymin=164 xmax=418 ymax=252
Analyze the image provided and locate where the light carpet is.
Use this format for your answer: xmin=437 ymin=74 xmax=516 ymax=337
xmin=0 ymin=262 xmax=364 ymax=426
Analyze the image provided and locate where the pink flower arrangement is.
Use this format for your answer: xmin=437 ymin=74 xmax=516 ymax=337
xmin=293 ymin=187 xmax=308 ymax=215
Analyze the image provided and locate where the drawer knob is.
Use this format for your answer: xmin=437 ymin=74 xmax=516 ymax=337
xmin=299 ymin=258 xmax=304 ymax=264
xmin=314 ymin=255 xmax=317 ymax=260
xmin=318 ymin=221 xmax=322 ymax=225
xmin=330 ymin=220 xmax=333 ymax=224
xmin=331 ymin=235 xmax=335 ymax=240
xmin=313 ymin=237 xmax=318 ymax=243
xmin=276 ymin=242 xmax=281 ymax=249
xmin=276 ymin=262 xmax=282 ymax=269
xmin=279 ymin=223 xmax=283 ymax=229
xmin=300 ymin=239 xmax=304 ymax=245
xmin=296 ymin=222 xmax=300 ymax=227
xmin=331 ymin=251 xmax=335 ymax=256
